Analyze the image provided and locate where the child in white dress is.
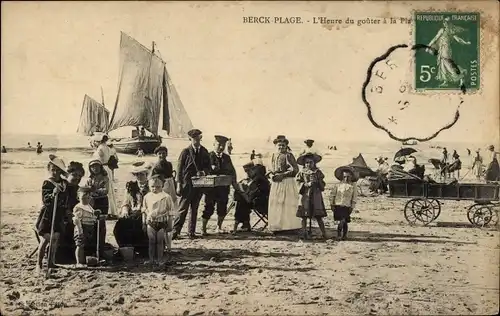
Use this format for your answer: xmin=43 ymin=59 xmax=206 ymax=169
xmin=142 ymin=176 xmax=176 ymax=266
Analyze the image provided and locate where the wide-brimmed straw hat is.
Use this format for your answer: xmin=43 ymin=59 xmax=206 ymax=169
xmin=48 ymin=154 xmax=67 ymax=173
xmin=304 ymin=139 xmax=314 ymax=145
xmin=334 ymin=165 xmax=358 ymax=182
xmin=130 ymin=161 xmax=150 ymax=175
xmin=273 ymin=135 xmax=289 ymax=145
xmin=297 ymin=152 xmax=322 ymax=166
xmin=88 ymin=159 xmax=102 ymax=167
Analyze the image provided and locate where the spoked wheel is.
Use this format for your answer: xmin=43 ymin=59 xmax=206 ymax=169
xmin=404 ymin=198 xmax=438 ymax=226
xmin=467 ymin=204 xmax=493 ymax=227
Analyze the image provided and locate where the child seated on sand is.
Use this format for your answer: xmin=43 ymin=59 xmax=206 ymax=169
xmin=142 ymin=175 xmax=176 ymax=266
xmin=35 ymin=154 xmax=69 ymax=274
xmin=73 ymin=186 xmax=98 ymax=268
xmin=296 ymin=152 xmax=328 ymax=240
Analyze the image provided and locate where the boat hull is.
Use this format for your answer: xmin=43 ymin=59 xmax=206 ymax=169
xmin=111 ymin=137 xmax=162 ymax=155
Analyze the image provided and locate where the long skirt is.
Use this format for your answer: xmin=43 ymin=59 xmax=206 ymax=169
xmin=103 ymin=165 xmax=118 ymax=217
xmin=163 ymin=178 xmax=177 ymax=204
xmin=268 ymin=177 xmax=301 ymax=232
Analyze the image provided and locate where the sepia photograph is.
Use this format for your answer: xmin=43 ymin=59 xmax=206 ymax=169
xmin=1 ymin=1 xmax=499 ymax=315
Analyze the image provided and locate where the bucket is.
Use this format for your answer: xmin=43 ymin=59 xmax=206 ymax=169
xmin=86 ymin=256 xmax=98 ymax=267
xmin=119 ymin=247 xmax=134 ymax=262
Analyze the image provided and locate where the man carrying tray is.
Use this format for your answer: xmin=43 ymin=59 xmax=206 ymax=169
xmin=201 ymin=135 xmax=237 ymax=235
xmin=173 ymin=129 xmax=211 ymax=239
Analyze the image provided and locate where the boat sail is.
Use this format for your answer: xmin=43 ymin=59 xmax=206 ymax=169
xmin=107 ymin=32 xmax=193 ymax=154
xmin=76 ymin=94 xmax=110 ymax=136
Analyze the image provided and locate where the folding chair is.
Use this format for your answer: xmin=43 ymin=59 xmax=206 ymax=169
xmin=251 ymin=208 xmax=268 ymax=230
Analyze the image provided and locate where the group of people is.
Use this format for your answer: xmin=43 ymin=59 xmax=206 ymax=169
xmin=35 ymin=130 xmax=361 ymax=271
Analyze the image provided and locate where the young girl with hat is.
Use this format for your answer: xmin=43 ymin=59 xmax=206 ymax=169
xmin=86 ymin=160 xmax=109 ymax=256
xmin=150 ymin=146 xmax=177 ymax=204
xmin=296 ymin=152 xmax=328 ymax=240
xmin=73 ymin=186 xmax=98 ymax=268
xmin=35 ymin=154 xmax=69 ymax=274
xmin=142 ymin=175 xmax=176 ymax=266
xmin=329 ymin=166 xmax=358 ymax=240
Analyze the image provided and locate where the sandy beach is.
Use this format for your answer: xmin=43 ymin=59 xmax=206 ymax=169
xmin=1 ymin=154 xmax=498 ymax=316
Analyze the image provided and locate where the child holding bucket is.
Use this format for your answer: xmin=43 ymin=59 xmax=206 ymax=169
xmin=142 ymin=175 xmax=176 ymax=265
xmin=35 ymin=154 xmax=69 ymax=274
xmin=72 ymin=186 xmax=98 ymax=268
xmin=295 ymin=152 xmax=328 ymax=240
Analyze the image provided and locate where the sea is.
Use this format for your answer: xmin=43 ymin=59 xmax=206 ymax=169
xmin=1 ymin=133 xmax=488 ymax=181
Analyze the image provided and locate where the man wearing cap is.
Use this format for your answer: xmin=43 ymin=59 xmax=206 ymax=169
xmin=201 ymin=135 xmax=237 ymax=235
xmin=173 ymin=129 xmax=211 ymax=239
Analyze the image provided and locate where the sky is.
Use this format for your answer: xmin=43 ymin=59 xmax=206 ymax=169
xmin=1 ymin=1 xmax=499 ymax=144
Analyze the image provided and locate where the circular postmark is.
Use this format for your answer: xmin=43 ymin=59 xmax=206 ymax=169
xmin=362 ymin=44 xmax=467 ymax=142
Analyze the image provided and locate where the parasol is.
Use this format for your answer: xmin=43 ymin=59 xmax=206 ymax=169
xmin=394 ymin=147 xmax=417 ymax=161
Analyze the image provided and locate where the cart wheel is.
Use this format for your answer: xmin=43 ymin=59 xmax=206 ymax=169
xmin=467 ymin=204 xmax=493 ymax=227
xmin=409 ymin=198 xmax=437 ymax=225
xmin=429 ymin=199 xmax=441 ymax=221
xmin=404 ymin=199 xmax=419 ymax=225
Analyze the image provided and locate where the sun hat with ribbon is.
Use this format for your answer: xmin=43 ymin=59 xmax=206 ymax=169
xmin=48 ymin=154 xmax=67 ymax=173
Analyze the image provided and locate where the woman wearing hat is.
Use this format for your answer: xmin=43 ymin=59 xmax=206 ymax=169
xmin=150 ymin=146 xmax=177 ymax=204
xmin=329 ymin=166 xmax=358 ymax=240
xmin=35 ymin=154 xmax=69 ymax=274
xmin=485 ymin=145 xmax=500 ymax=182
xmin=296 ymin=152 xmax=328 ymax=240
xmin=267 ymin=135 xmax=301 ymax=232
xmin=92 ymin=134 xmax=118 ymax=218
xmin=372 ymin=156 xmax=389 ymax=194
xmin=113 ymin=162 xmax=151 ymax=258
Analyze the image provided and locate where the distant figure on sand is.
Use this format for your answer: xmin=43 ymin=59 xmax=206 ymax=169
xmin=485 ymin=145 xmax=500 ymax=182
xmin=1 ymin=146 xmax=6 ymax=153
xmin=267 ymin=135 xmax=301 ymax=233
xmin=250 ymin=150 xmax=256 ymax=161
xmin=472 ymin=149 xmax=484 ymax=180
xmin=137 ymin=148 xmax=145 ymax=157
xmin=227 ymin=138 xmax=233 ymax=155
xmin=36 ymin=142 xmax=43 ymax=154
xmin=27 ymin=142 xmax=32 ymax=149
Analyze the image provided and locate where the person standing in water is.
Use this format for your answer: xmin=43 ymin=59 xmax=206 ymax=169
xmin=36 ymin=142 xmax=43 ymax=154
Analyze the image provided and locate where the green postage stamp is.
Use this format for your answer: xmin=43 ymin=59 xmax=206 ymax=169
xmin=414 ymin=12 xmax=480 ymax=92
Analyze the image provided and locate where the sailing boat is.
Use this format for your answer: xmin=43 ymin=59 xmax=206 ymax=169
xmin=105 ymin=32 xmax=193 ymax=154
xmin=77 ymin=94 xmax=110 ymax=147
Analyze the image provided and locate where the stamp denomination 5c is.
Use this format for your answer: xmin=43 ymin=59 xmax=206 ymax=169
xmin=414 ymin=12 xmax=480 ymax=92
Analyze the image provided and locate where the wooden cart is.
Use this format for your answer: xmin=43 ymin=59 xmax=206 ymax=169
xmin=388 ymin=179 xmax=500 ymax=227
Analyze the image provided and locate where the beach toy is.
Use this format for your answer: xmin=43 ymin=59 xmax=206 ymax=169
xmin=119 ymin=247 xmax=134 ymax=262
xmin=86 ymin=256 xmax=98 ymax=266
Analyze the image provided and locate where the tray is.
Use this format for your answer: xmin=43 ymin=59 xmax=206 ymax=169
xmin=192 ymin=175 xmax=233 ymax=188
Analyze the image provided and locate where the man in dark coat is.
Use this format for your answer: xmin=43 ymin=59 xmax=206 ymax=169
xmin=173 ymin=129 xmax=211 ymax=239
xmin=201 ymin=135 xmax=237 ymax=235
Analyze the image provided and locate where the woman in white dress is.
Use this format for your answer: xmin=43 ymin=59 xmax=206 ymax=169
xmin=92 ymin=134 xmax=118 ymax=218
xmin=267 ymin=135 xmax=302 ymax=233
